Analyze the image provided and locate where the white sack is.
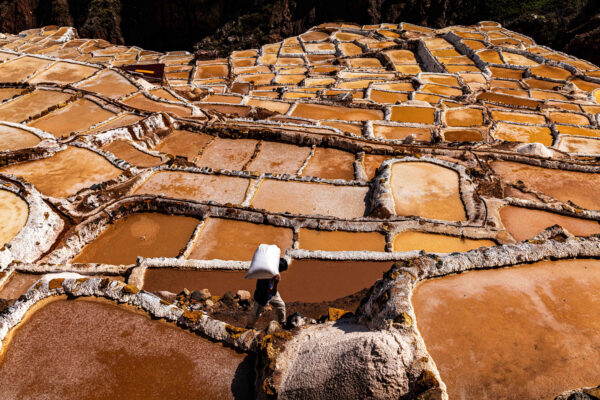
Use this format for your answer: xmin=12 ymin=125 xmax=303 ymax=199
xmin=245 ymin=244 xmax=281 ymax=279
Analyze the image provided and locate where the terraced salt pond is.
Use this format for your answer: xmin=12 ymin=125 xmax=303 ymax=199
xmin=298 ymin=229 xmax=386 ymax=252
xmin=301 ymin=148 xmax=356 ymax=181
xmin=72 ymin=213 xmax=199 ymax=264
xmin=82 ymin=113 xmax=143 ymax=135
xmin=144 ymin=260 xmax=393 ymax=302
xmin=493 ymin=161 xmax=600 ymax=210
xmin=251 ymin=180 xmax=369 ymax=219
xmin=0 ymin=298 xmax=253 ymax=399
xmin=196 ymin=138 xmax=258 ymax=171
xmin=493 ymin=123 xmax=553 ymax=146
xmin=102 ymin=140 xmax=162 ymax=167
xmin=558 ymin=136 xmax=600 ymax=154
xmin=393 ymin=231 xmax=495 ymax=253
xmin=153 ymin=130 xmax=212 ymax=161
xmin=28 ymin=99 xmax=115 ymax=138
xmin=0 ymin=125 xmax=40 ymax=151
xmin=500 ymin=206 xmax=600 ymax=241
xmin=0 ymin=190 xmax=28 ymax=247
xmin=0 ymin=272 xmax=39 ymax=299
xmin=413 ymin=259 xmax=600 ymax=400
xmin=0 ymin=147 xmax=122 ymax=198
xmin=0 ymin=56 xmax=52 ymax=82
xmin=246 ymin=142 xmax=311 ymax=175
xmin=0 ymin=90 xmax=72 ymax=123
xmin=188 ymin=218 xmax=293 ymax=261
xmin=75 ymin=69 xmax=138 ymax=99
xmin=391 ymin=162 xmax=466 ymax=221
xmin=27 ymin=62 xmax=98 ymax=85
xmin=134 ymin=171 xmax=249 ymax=204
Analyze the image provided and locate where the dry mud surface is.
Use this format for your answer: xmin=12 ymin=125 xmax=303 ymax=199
xmin=0 ymin=21 xmax=599 ymax=400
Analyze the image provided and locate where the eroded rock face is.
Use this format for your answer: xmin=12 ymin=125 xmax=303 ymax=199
xmin=273 ymin=322 xmax=414 ymax=400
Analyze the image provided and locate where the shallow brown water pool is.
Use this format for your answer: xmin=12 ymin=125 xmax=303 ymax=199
xmin=0 ymin=298 xmax=253 ymax=400
xmin=413 ymin=259 xmax=600 ymax=400
xmin=144 ymin=260 xmax=392 ymax=303
xmin=72 ymin=213 xmax=199 ymax=264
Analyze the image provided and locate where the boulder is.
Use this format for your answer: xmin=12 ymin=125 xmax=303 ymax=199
xmin=191 ymin=289 xmax=211 ymax=302
xmin=271 ymin=322 xmax=421 ymax=399
xmin=236 ymin=289 xmax=251 ymax=301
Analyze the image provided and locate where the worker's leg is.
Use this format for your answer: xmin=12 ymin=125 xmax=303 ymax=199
xmin=269 ymin=292 xmax=286 ymax=324
xmin=246 ymin=301 xmax=264 ymax=328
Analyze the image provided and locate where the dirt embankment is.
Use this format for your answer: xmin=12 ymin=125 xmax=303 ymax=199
xmin=0 ymin=0 xmax=598 ymax=63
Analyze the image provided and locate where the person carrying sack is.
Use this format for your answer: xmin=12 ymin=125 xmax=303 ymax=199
xmin=244 ymin=244 xmax=289 ymax=328
xmin=246 ymin=257 xmax=288 ymax=328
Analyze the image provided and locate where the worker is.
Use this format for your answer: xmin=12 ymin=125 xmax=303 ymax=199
xmin=246 ymin=257 xmax=288 ymax=328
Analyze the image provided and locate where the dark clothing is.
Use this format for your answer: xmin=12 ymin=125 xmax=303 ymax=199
xmin=254 ymin=278 xmax=278 ymax=306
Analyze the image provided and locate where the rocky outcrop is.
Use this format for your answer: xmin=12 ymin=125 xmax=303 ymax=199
xmin=267 ymin=321 xmax=443 ymax=400
xmin=554 ymin=385 xmax=600 ymax=400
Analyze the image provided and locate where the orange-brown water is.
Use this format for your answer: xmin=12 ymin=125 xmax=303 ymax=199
xmin=301 ymin=148 xmax=356 ymax=180
xmin=557 ymin=136 xmax=600 ymax=154
xmin=76 ymin=69 xmax=138 ymax=99
xmin=134 ymin=171 xmax=249 ymax=204
xmin=145 ymin=260 xmax=393 ymax=302
xmin=393 ymin=231 xmax=495 ymax=252
xmin=252 ymin=180 xmax=368 ymax=219
xmin=373 ymin=125 xmax=431 ymax=141
xmin=493 ymin=123 xmax=553 ymax=146
xmin=291 ymin=103 xmax=383 ymax=121
xmin=442 ymin=129 xmax=483 ymax=142
xmin=0 ymin=90 xmax=72 ymax=123
xmin=28 ymin=62 xmax=98 ymax=84
xmin=492 ymin=161 xmax=600 ymax=210
xmin=298 ymin=229 xmax=386 ymax=251
xmin=122 ymin=94 xmax=191 ymax=118
xmin=0 ymin=56 xmax=52 ymax=82
xmin=0 ymin=125 xmax=40 ymax=151
xmin=362 ymin=155 xmax=391 ymax=180
xmin=391 ymin=162 xmax=466 ymax=221
xmin=530 ymin=64 xmax=571 ymax=80
xmin=28 ymin=99 xmax=115 ymax=137
xmin=413 ymin=259 xmax=600 ymax=400
xmin=144 ymin=268 xmax=255 ymax=296
xmin=247 ymin=142 xmax=311 ymax=175
xmin=500 ymin=206 xmax=600 ymax=241
xmin=0 ymin=272 xmax=39 ymax=299
xmin=153 ymin=130 xmax=212 ymax=161
xmin=196 ymin=138 xmax=258 ymax=171
xmin=0 ymin=190 xmax=28 ymax=248
xmin=0 ymin=88 xmax=24 ymax=102
xmin=188 ymin=218 xmax=293 ymax=261
xmin=102 ymin=141 xmax=162 ymax=167
xmin=390 ymin=106 xmax=435 ymax=124
xmin=0 ymin=299 xmax=253 ymax=399
xmin=444 ymin=108 xmax=483 ymax=127
xmin=73 ymin=213 xmax=199 ymax=264
xmin=0 ymin=147 xmax=122 ymax=198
